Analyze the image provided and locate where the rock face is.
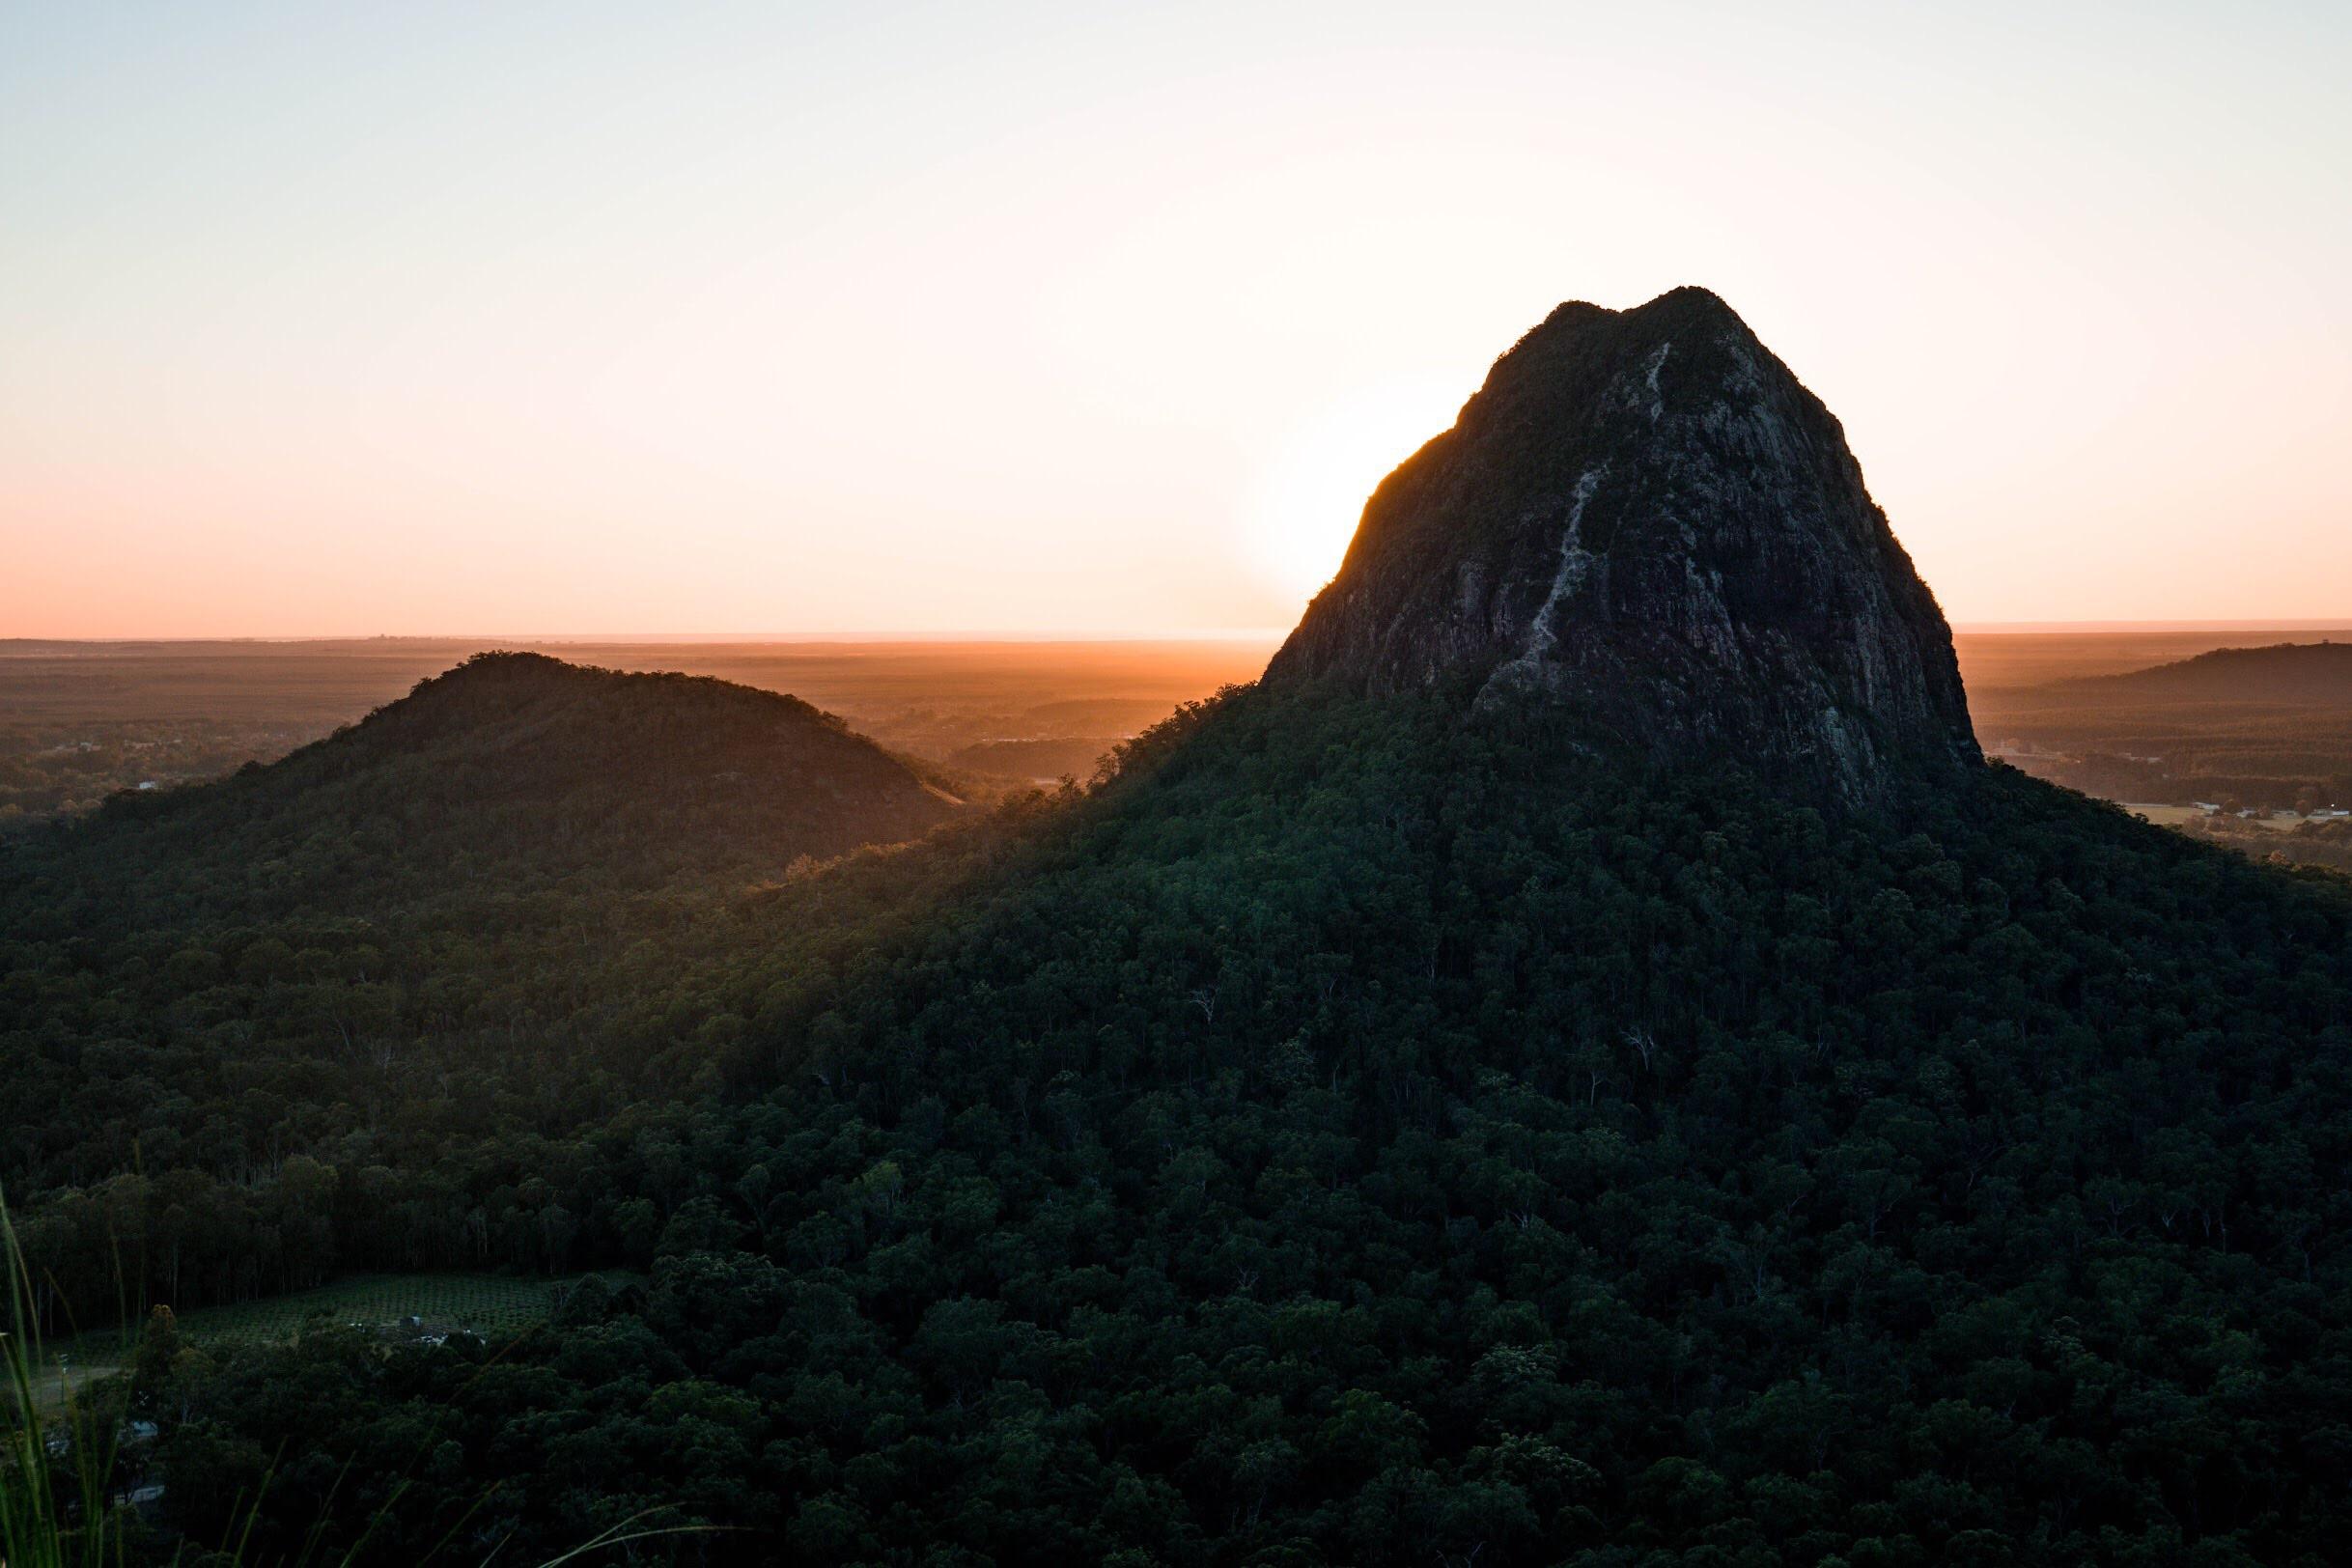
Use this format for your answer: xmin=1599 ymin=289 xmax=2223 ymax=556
xmin=1263 ymin=287 xmax=1978 ymax=801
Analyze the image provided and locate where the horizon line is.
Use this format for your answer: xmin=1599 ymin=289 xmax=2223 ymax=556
xmin=10 ymin=618 xmax=2352 ymax=649
xmin=0 ymin=628 xmax=1300 ymax=649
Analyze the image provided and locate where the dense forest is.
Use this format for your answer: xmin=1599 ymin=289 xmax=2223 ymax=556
xmin=0 ymin=652 xmax=972 ymax=1308
xmin=8 ymin=665 xmax=2352 ymax=1564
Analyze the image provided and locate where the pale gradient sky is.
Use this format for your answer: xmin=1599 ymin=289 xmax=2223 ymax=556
xmin=5 ymin=0 xmax=2349 ymax=638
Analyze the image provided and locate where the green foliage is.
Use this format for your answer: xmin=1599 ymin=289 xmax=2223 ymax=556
xmin=3 ymin=1191 xmax=130 ymax=1568
xmin=54 ymin=1274 xmax=621 ymax=1378
xmin=0 ymin=654 xmax=987 ymax=1325
xmin=2 ymin=1195 xmax=709 ymax=1566
xmin=7 ymin=652 xmax=958 ymax=925
xmin=8 ymin=680 xmax=2352 ymax=1563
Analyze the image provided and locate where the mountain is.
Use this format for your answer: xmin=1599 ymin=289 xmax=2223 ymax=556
xmin=13 ymin=299 xmax=2352 ymax=1567
xmin=2067 ymin=640 xmax=2352 ymax=705
xmin=5 ymin=651 xmax=960 ymax=921
xmin=1266 ymin=287 xmax=1976 ymax=801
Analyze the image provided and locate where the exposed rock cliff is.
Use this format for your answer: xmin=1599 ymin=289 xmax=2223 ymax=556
xmin=1263 ymin=287 xmax=1977 ymax=800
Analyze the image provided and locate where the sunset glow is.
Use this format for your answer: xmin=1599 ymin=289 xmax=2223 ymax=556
xmin=5 ymin=2 xmax=2349 ymax=638
xmin=13 ymin=8 xmax=2352 ymax=1556
xmin=1242 ymin=375 xmax=1470 ymax=602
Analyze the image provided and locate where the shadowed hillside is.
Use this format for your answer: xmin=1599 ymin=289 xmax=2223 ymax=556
xmin=3 ymin=651 xmax=961 ymax=923
xmin=0 ymin=652 xmax=987 ymax=1330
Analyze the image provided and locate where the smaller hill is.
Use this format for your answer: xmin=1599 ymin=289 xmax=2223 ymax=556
xmin=7 ymin=652 xmax=960 ymax=920
xmin=2068 ymin=640 xmax=2352 ymax=705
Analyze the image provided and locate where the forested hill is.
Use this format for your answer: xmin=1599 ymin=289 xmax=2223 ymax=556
xmin=2067 ymin=640 xmax=2352 ymax=705
xmin=131 ymin=686 xmax=2352 ymax=1567
xmin=0 ymin=651 xmax=969 ymax=1310
xmin=16 ymin=295 xmax=2352 ymax=1565
xmin=0 ymin=650 xmax=961 ymax=923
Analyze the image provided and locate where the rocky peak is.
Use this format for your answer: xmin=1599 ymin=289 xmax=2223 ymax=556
xmin=1262 ymin=287 xmax=1977 ymax=801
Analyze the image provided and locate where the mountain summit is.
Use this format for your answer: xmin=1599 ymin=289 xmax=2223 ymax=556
xmin=1264 ymin=287 xmax=1977 ymax=799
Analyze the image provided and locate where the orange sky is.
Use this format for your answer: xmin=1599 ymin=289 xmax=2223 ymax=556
xmin=5 ymin=2 xmax=2348 ymax=639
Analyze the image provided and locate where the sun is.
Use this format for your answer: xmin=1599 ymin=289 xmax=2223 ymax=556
xmin=1241 ymin=373 xmax=1471 ymax=606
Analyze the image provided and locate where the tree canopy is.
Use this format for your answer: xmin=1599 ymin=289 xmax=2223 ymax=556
xmin=7 ymin=679 xmax=2351 ymax=1565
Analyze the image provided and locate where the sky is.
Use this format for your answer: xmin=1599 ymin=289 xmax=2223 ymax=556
xmin=4 ymin=0 xmax=2349 ymax=639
